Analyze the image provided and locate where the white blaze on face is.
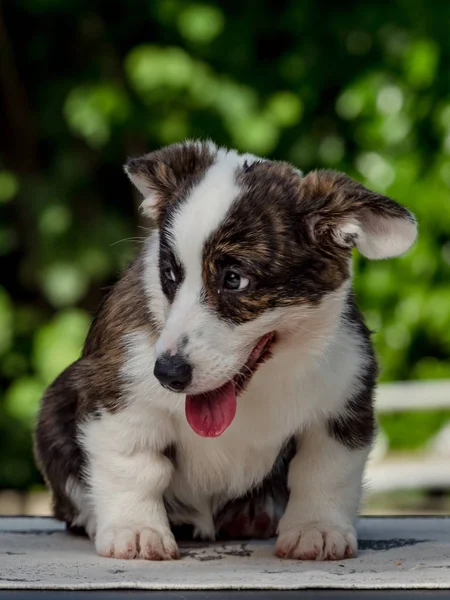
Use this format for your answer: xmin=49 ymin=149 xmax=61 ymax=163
xmin=155 ymin=149 xmax=242 ymax=363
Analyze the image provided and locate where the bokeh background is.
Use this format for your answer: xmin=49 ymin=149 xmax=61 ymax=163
xmin=0 ymin=0 xmax=449 ymax=514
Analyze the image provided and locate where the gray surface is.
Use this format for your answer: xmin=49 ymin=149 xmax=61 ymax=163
xmin=1 ymin=517 xmax=450 ymax=590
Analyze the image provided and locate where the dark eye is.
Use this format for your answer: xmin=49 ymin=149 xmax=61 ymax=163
xmin=164 ymin=267 xmax=177 ymax=283
xmin=223 ymin=270 xmax=250 ymax=291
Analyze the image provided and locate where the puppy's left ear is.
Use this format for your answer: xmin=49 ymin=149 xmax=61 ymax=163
xmin=301 ymin=170 xmax=417 ymax=259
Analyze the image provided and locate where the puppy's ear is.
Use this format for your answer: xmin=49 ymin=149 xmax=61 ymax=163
xmin=124 ymin=140 xmax=217 ymax=220
xmin=301 ymin=170 xmax=417 ymax=259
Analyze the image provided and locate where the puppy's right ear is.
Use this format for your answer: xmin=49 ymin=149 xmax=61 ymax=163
xmin=124 ymin=140 xmax=217 ymax=221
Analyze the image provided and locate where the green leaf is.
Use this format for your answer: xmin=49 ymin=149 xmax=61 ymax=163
xmin=4 ymin=377 xmax=45 ymax=427
xmin=0 ymin=287 xmax=13 ymax=355
xmin=64 ymin=84 xmax=129 ymax=148
xmin=32 ymin=309 xmax=90 ymax=385
xmin=265 ymin=92 xmax=303 ymax=127
xmin=0 ymin=171 xmax=19 ymax=203
xmin=40 ymin=263 xmax=89 ymax=307
xmin=177 ymin=4 xmax=225 ymax=44
xmin=404 ymin=38 xmax=439 ymax=89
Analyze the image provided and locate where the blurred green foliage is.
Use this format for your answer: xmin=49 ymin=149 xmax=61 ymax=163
xmin=0 ymin=0 xmax=449 ymax=490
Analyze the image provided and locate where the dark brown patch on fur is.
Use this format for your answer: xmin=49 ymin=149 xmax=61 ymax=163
xmin=202 ymin=163 xmax=413 ymax=324
xmin=327 ymin=293 xmax=378 ymax=450
xmin=126 ymin=141 xmax=216 ymax=227
xmin=34 ymin=254 xmax=158 ymax=525
xmin=202 ymin=162 xmax=349 ymax=324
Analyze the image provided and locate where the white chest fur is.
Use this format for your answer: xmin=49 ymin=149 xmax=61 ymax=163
xmin=83 ymin=321 xmax=364 ymax=512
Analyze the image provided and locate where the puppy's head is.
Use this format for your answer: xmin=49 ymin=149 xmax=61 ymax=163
xmin=125 ymin=140 xmax=416 ymax=436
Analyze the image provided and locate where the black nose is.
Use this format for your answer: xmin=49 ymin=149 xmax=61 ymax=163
xmin=154 ymin=353 xmax=193 ymax=392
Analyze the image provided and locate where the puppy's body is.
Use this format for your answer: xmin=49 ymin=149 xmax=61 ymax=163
xmin=35 ymin=141 xmax=416 ymax=560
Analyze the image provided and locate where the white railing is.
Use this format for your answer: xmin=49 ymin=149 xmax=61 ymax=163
xmin=376 ymin=380 xmax=450 ymax=413
xmin=367 ymin=380 xmax=450 ymax=493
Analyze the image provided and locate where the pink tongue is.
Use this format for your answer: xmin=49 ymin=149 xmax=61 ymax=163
xmin=185 ymin=382 xmax=237 ymax=437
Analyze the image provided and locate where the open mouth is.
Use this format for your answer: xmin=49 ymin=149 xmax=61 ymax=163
xmin=185 ymin=331 xmax=276 ymax=438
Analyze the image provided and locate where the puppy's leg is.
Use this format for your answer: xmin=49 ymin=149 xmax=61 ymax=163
xmin=275 ymin=422 xmax=370 ymax=561
xmin=83 ymin=418 xmax=179 ymax=561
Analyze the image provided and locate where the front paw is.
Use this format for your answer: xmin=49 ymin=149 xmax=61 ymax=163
xmin=96 ymin=526 xmax=180 ymax=560
xmin=275 ymin=522 xmax=357 ymax=561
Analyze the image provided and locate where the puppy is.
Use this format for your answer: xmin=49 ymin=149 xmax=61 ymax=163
xmin=34 ymin=140 xmax=417 ymax=561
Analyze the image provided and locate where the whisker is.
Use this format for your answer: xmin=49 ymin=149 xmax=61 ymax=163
xmin=110 ymin=237 xmax=146 ymax=247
